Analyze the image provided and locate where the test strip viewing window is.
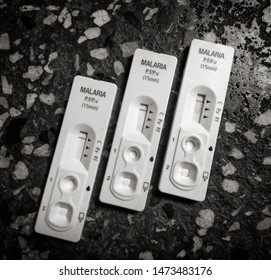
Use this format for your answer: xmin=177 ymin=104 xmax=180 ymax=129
xmin=78 ymin=131 xmax=87 ymax=161
xmin=137 ymin=103 xmax=148 ymax=132
xmin=35 ymin=76 xmax=116 ymax=242
xmin=99 ymin=49 xmax=177 ymax=211
xmin=193 ymin=94 xmax=205 ymax=123
xmin=159 ymin=39 xmax=234 ymax=201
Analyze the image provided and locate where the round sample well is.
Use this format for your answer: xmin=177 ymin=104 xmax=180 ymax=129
xmin=59 ymin=175 xmax=78 ymax=193
xmin=183 ymin=135 xmax=201 ymax=153
xmin=123 ymin=146 xmax=141 ymax=163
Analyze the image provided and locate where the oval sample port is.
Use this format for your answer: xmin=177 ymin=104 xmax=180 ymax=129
xmin=172 ymin=161 xmax=198 ymax=189
xmin=183 ymin=135 xmax=201 ymax=153
xmin=47 ymin=201 xmax=74 ymax=229
xmin=59 ymin=175 xmax=79 ymax=193
xmin=112 ymin=171 xmax=138 ymax=199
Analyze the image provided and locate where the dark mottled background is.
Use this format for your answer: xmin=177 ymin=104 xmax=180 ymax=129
xmin=0 ymin=0 xmax=271 ymax=260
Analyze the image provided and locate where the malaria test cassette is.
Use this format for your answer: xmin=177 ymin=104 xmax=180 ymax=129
xmin=35 ymin=76 xmax=116 ymax=242
xmin=159 ymin=39 xmax=234 ymax=201
xmin=99 ymin=49 xmax=177 ymax=211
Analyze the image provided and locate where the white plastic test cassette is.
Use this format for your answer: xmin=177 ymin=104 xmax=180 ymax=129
xmin=35 ymin=76 xmax=116 ymax=242
xmin=99 ymin=49 xmax=177 ymax=211
xmin=159 ymin=39 xmax=234 ymax=201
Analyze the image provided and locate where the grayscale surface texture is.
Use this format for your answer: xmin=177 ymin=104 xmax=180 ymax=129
xmin=0 ymin=0 xmax=271 ymax=259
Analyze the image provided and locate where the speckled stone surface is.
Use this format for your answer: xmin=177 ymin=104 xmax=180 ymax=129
xmin=0 ymin=0 xmax=271 ymax=260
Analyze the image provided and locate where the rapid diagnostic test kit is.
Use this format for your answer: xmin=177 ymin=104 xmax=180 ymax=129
xmin=99 ymin=49 xmax=177 ymax=211
xmin=159 ymin=39 xmax=234 ymax=201
xmin=35 ymin=40 xmax=234 ymax=242
xmin=35 ymin=76 xmax=116 ymax=242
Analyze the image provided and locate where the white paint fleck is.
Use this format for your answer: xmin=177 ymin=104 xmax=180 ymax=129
xmin=30 ymin=47 xmax=35 ymax=61
xmin=257 ymin=217 xmax=271 ymax=231
xmin=107 ymin=0 xmax=119 ymax=10
xmin=262 ymin=6 xmax=271 ymax=25
xmin=245 ymin=211 xmax=253 ymax=216
xmin=9 ymin=107 xmax=22 ymax=117
xmin=196 ymin=209 xmax=215 ymax=229
xmin=58 ymin=7 xmax=72 ymax=29
xmin=22 ymin=136 xmax=37 ymax=144
xmin=143 ymin=7 xmax=159 ymax=21
xmin=39 ymin=93 xmax=55 ymax=105
xmin=84 ymin=27 xmax=101 ymax=39
xmin=21 ymin=144 xmax=34 ymax=155
xmin=54 ymin=108 xmax=65 ymax=114
xmin=0 ymin=33 xmax=10 ymax=50
xmin=85 ymin=216 xmax=95 ymax=222
xmin=203 ymin=31 xmax=217 ymax=43
xmin=42 ymin=74 xmax=53 ymax=86
xmin=90 ymin=48 xmax=109 ymax=60
xmin=86 ymin=63 xmax=95 ymax=76
xmin=13 ymin=185 xmax=26 ymax=196
xmin=225 ymin=122 xmax=236 ymax=133
xmin=77 ymin=36 xmax=87 ymax=44
xmin=254 ymin=110 xmax=271 ymax=126
xmin=120 ymin=41 xmax=139 ymax=57
xmin=263 ymin=156 xmax=271 ymax=165
xmin=222 ymin=179 xmax=240 ymax=193
xmin=244 ymin=130 xmax=258 ymax=144
xmin=0 ymin=146 xmax=13 ymax=168
xmin=127 ymin=214 xmax=134 ymax=224
xmin=26 ymin=93 xmax=38 ymax=109
xmin=74 ymin=54 xmax=80 ymax=71
xmin=103 ymin=219 xmax=109 ymax=227
xmin=27 ymin=84 xmax=36 ymax=90
xmin=47 ymin=5 xmax=60 ymax=11
xmin=176 ymin=250 xmax=186 ymax=258
xmin=23 ymin=66 xmax=43 ymax=81
xmin=44 ymin=52 xmax=58 ymax=73
xmin=9 ymin=52 xmax=24 ymax=64
xmin=222 ymin=162 xmax=236 ymax=176
xmin=71 ymin=10 xmax=79 ymax=17
xmin=228 ymin=221 xmax=240 ymax=232
xmin=177 ymin=0 xmax=188 ymax=5
xmin=18 ymin=236 xmax=27 ymax=250
xmin=33 ymin=144 xmax=51 ymax=157
xmin=192 ymin=236 xmax=202 ymax=253
xmin=206 ymin=245 xmax=213 ymax=253
xmin=0 ymin=97 xmax=8 ymax=109
xmin=91 ymin=10 xmax=111 ymax=27
xmin=43 ymin=14 xmax=58 ymax=25
xmin=112 ymin=4 xmax=121 ymax=15
xmin=139 ymin=251 xmax=154 ymax=260
xmin=114 ymin=61 xmax=124 ymax=76
xmin=262 ymin=206 xmax=271 ymax=217
xmin=0 ymin=112 xmax=9 ymax=130
xmin=231 ymin=207 xmax=241 ymax=217
xmin=221 ymin=236 xmax=231 ymax=241
xmin=198 ymin=228 xmax=208 ymax=236
xmin=1 ymin=75 xmax=13 ymax=94
xmin=32 ymin=187 xmax=41 ymax=197
xmin=113 ymin=232 xmax=120 ymax=240
xmin=39 ymin=44 xmax=46 ymax=50
xmin=13 ymin=161 xmax=29 ymax=180
xmin=20 ymin=5 xmax=40 ymax=12
xmin=13 ymin=39 xmax=22 ymax=46
xmin=230 ymin=148 xmax=244 ymax=160
xmin=156 ymin=227 xmax=166 ymax=232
